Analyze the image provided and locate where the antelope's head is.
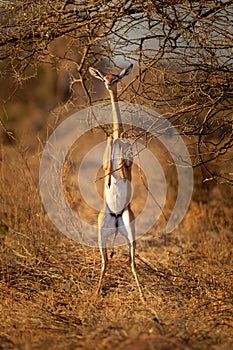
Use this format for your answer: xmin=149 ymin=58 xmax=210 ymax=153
xmin=89 ymin=64 xmax=133 ymax=92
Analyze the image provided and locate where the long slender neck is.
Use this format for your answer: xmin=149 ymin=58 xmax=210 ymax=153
xmin=109 ymin=89 xmax=123 ymax=139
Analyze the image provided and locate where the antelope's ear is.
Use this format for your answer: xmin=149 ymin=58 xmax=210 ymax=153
xmin=88 ymin=67 xmax=105 ymax=81
xmin=118 ymin=63 xmax=133 ymax=79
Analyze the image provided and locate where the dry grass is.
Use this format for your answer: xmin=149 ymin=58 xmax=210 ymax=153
xmin=0 ymin=134 xmax=233 ymax=350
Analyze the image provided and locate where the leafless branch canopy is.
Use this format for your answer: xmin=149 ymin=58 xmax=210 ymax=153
xmin=0 ymin=0 xmax=232 ymax=184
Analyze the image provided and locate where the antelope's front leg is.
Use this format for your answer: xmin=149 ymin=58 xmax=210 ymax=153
xmin=103 ymin=136 xmax=113 ymax=170
xmin=121 ymin=138 xmax=133 ymax=167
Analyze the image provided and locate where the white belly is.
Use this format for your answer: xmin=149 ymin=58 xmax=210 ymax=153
xmin=105 ymin=177 xmax=132 ymax=215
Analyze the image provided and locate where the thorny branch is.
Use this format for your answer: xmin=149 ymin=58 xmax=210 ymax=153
xmin=0 ymin=0 xmax=232 ymax=184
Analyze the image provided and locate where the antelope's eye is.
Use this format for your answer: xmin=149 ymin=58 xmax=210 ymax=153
xmin=111 ymin=77 xmax=119 ymax=84
xmin=104 ymin=76 xmax=119 ymax=87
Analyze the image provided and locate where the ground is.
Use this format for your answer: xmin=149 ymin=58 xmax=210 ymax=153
xmin=0 ymin=125 xmax=233 ymax=350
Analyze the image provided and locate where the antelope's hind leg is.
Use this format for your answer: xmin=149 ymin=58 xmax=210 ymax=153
xmin=96 ymin=208 xmax=116 ymax=296
xmin=118 ymin=207 xmax=145 ymax=303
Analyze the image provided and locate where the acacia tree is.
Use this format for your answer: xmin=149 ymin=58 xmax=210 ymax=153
xmin=0 ymin=0 xmax=232 ymax=184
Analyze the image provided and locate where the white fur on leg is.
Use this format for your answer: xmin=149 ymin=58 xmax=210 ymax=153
xmin=118 ymin=208 xmax=145 ymax=303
